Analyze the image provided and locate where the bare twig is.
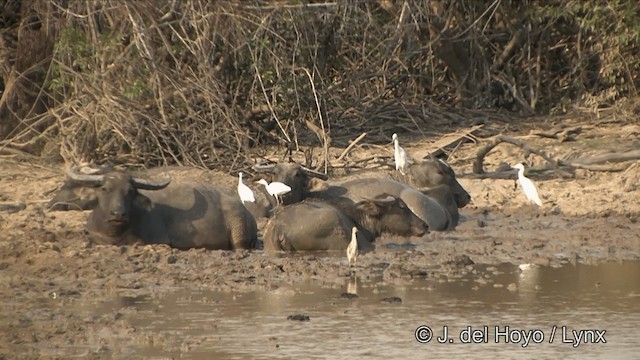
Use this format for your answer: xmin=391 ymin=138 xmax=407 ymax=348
xmin=336 ymin=132 xmax=367 ymax=162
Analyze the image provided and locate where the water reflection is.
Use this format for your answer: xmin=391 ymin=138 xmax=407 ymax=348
xmin=86 ymin=262 xmax=640 ymax=359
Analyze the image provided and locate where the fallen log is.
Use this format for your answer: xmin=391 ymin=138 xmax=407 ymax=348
xmin=473 ymin=135 xmax=557 ymax=174
xmin=471 ymin=134 xmax=638 ymax=179
xmin=565 ymin=149 xmax=640 ymax=165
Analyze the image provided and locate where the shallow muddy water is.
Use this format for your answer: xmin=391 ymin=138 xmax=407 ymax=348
xmin=57 ymin=261 xmax=640 ymax=359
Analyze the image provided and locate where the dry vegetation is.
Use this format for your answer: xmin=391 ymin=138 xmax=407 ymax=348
xmin=2 ymin=4 xmax=640 ymax=356
xmin=0 ymin=0 xmax=639 ymax=172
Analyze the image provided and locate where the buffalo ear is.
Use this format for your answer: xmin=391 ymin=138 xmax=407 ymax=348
xmin=133 ymin=193 xmax=153 ymax=211
xmin=426 ymin=153 xmax=444 ymax=172
xmin=355 ymin=200 xmax=382 ymax=216
xmin=307 ymin=178 xmax=328 ymax=191
xmin=436 ymin=158 xmax=455 ymax=176
xmin=355 ymin=195 xmax=395 ymax=216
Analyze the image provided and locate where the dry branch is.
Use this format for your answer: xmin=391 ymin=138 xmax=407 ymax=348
xmin=472 ymin=134 xmax=639 ymax=179
xmin=413 ymin=124 xmax=484 ymax=160
xmin=565 ymin=149 xmax=640 ymax=166
xmin=531 ymin=126 xmax=583 ymax=142
xmin=473 ymin=135 xmax=557 ymax=174
xmin=336 ymin=132 xmax=367 ymax=162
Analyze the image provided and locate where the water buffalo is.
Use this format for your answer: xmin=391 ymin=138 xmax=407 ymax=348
xmin=321 ymin=178 xmax=462 ymax=231
xmin=48 ymin=165 xmax=277 ymax=221
xmin=254 ymin=159 xmax=471 ymax=231
xmin=263 ymin=194 xmax=428 ymax=252
xmin=390 ymin=157 xmax=471 ymax=208
xmin=341 ymin=157 xmax=471 ymax=231
xmin=66 ymin=167 xmax=258 ymax=250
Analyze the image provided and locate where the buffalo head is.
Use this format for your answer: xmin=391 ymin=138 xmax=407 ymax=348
xmin=252 ymin=163 xmax=327 ymax=205
xmin=352 ymin=194 xmax=428 ymax=238
xmin=407 ymin=157 xmax=471 ymax=208
xmin=66 ymin=166 xmax=170 ymax=237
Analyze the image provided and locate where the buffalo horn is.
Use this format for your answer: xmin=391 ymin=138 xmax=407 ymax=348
xmin=131 ymin=175 xmax=171 ymax=190
xmin=77 ymin=162 xmax=111 ymax=175
xmin=252 ymin=163 xmax=276 ymax=172
xmin=301 ymin=166 xmax=329 ymax=180
xmin=66 ymin=166 xmax=104 ymax=186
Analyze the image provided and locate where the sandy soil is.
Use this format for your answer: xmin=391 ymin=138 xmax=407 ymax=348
xmin=1 ymin=117 xmax=639 ymax=357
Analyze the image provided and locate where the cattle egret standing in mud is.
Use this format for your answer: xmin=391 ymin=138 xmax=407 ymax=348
xmin=237 ymin=172 xmax=255 ymax=204
xmin=347 ymin=227 xmax=359 ymax=267
xmin=513 ymin=163 xmax=542 ymax=207
xmin=257 ymin=179 xmax=291 ymax=205
xmin=391 ymin=133 xmax=409 ymax=175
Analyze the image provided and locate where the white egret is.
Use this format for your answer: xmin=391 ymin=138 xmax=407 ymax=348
xmin=513 ymin=163 xmax=542 ymax=207
xmin=391 ymin=133 xmax=409 ymax=175
xmin=347 ymin=227 xmax=359 ymax=267
xmin=237 ymin=172 xmax=255 ymax=204
xmin=257 ymin=179 xmax=291 ymax=205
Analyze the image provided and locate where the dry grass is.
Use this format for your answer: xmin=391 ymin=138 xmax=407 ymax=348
xmin=0 ymin=1 xmax=638 ymax=171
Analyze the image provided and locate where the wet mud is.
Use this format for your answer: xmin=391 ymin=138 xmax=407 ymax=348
xmin=1 ymin=123 xmax=639 ymax=357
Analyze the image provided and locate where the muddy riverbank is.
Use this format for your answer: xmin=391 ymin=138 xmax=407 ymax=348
xmin=1 ymin=120 xmax=639 ymax=358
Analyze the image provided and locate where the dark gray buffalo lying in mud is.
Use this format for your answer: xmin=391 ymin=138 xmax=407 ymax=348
xmin=263 ymin=194 xmax=428 ymax=252
xmin=255 ymin=159 xmax=470 ymax=231
xmin=392 ymin=157 xmax=471 ymax=201
xmin=66 ymin=167 xmax=258 ymax=250
xmin=338 ymin=178 xmax=464 ymax=231
xmin=341 ymin=159 xmax=470 ymax=230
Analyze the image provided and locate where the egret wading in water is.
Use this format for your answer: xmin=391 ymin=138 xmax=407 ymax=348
xmin=347 ymin=227 xmax=359 ymax=267
xmin=237 ymin=172 xmax=255 ymax=204
xmin=391 ymin=133 xmax=409 ymax=175
xmin=257 ymin=179 xmax=291 ymax=205
xmin=513 ymin=163 xmax=542 ymax=207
